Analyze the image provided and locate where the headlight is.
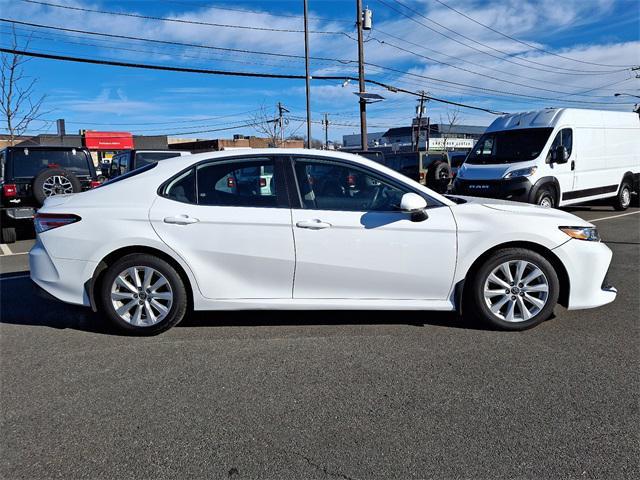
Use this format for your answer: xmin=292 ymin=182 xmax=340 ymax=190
xmin=503 ymin=166 xmax=537 ymax=179
xmin=559 ymin=226 xmax=600 ymax=242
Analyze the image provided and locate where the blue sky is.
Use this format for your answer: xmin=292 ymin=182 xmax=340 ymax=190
xmin=1 ymin=0 xmax=639 ymax=142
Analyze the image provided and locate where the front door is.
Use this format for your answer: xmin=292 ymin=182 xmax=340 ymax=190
xmin=288 ymin=157 xmax=457 ymax=300
xmin=149 ymin=156 xmax=295 ymax=299
xmin=547 ymin=128 xmax=576 ymax=200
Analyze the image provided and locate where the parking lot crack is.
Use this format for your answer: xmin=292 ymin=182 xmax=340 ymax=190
xmin=284 ymin=449 xmax=360 ymax=480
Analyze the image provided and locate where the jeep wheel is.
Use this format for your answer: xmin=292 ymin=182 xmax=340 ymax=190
xmin=33 ymin=169 xmax=82 ymax=206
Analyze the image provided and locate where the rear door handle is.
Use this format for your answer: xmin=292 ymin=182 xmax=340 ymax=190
xmin=296 ymin=219 xmax=331 ymax=230
xmin=164 ymin=215 xmax=199 ymax=225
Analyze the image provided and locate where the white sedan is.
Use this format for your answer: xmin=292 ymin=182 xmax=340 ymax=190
xmin=29 ymin=149 xmax=616 ymax=334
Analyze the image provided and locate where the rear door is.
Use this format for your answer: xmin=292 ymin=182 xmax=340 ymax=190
xmin=149 ymin=156 xmax=295 ymax=299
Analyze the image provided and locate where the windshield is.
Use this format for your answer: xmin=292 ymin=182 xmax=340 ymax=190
xmin=135 ymin=152 xmax=181 ymax=167
xmin=466 ymin=128 xmax=553 ymax=164
xmin=10 ymin=149 xmax=92 ymax=177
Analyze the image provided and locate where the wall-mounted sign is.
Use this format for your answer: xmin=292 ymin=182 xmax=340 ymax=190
xmin=84 ymin=131 xmax=134 ymax=150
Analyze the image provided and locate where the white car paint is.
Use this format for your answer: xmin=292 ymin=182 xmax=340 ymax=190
xmin=30 ymin=149 xmax=616 ymax=316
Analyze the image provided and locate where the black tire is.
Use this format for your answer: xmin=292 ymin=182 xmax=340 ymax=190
xmin=1 ymin=227 xmax=17 ymax=244
xmin=427 ymin=161 xmax=452 ymax=193
xmin=99 ymin=253 xmax=188 ymax=335
xmin=465 ymin=248 xmax=560 ymax=331
xmin=613 ymin=180 xmax=632 ymax=211
xmin=32 ymin=169 xmax=82 ymax=206
xmin=534 ymin=187 xmax=556 ymax=208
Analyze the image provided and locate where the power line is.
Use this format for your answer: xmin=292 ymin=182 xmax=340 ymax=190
xmin=429 ymin=0 xmax=637 ymax=69
xmin=0 ymin=46 xmax=506 ymax=115
xmin=4 ymin=17 xmax=628 ymax=105
xmin=375 ymin=0 xmax=630 ymax=75
xmin=0 ymin=18 xmax=355 ymax=65
xmin=369 ymin=36 xmax=623 ymax=98
xmin=20 ymin=0 xmax=345 ymax=35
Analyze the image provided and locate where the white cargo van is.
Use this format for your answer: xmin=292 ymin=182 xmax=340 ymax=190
xmin=453 ymin=108 xmax=639 ymax=209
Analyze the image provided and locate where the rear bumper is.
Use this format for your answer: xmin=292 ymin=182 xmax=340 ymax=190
xmin=2 ymin=207 xmax=36 ymax=221
xmin=29 ymin=239 xmax=95 ymax=306
xmin=552 ymin=239 xmax=617 ymax=310
xmin=452 ymin=177 xmax=532 ymax=202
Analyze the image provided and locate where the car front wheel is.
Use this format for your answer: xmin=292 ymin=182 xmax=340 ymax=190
xmin=100 ymin=253 xmax=188 ymax=335
xmin=467 ymin=248 xmax=560 ymax=330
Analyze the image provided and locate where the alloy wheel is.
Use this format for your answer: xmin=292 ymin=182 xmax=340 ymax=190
xmin=110 ymin=266 xmax=173 ymax=326
xmin=621 ymin=186 xmax=631 ymax=208
xmin=42 ymin=175 xmax=74 ymax=196
xmin=483 ymin=260 xmax=549 ymax=322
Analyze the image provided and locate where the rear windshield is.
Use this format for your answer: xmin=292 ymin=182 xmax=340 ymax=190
xmin=135 ymin=152 xmax=180 ymax=167
xmin=10 ymin=149 xmax=92 ymax=177
xmin=101 ymin=162 xmax=158 ymax=186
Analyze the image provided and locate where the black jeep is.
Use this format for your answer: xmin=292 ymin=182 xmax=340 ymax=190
xmin=0 ymin=146 xmax=98 ymax=243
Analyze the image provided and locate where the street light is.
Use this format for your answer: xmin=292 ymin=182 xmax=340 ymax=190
xmin=614 ymin=93 xmax=640 ymax=113
xmin=614 ymin=92 xmax=640 ymax=99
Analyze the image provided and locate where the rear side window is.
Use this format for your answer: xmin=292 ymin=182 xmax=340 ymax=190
xmin=10 ymin=149 xmax=92 ymax=177
xmin=162 ymin=157 xmax=287 ymax=208
xmin=196 ymin=158 xmax=284 ymax=207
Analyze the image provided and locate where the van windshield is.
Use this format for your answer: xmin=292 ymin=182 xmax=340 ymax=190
xmin=466 ymin=128 xmax=553 ymax=164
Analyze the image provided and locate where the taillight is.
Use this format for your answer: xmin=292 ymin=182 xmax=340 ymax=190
xmin=259 ymin=177 xmax=267 ymax=188
xmin=227 ymin=177 xmax=235 ymax=188
xmin=419 ymin=172 xmax=425 ymax=181
xmin=90 ymin=180 xmax=102 ymax=188
xmin=34 ymin=213 xmax=81 ymax=234
xmin=347 ymin=174 xmax=356 ymax=186
xmin=2 ymin=184 xmax=17 ymax=198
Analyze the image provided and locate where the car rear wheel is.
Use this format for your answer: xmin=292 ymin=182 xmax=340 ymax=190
xmin=613 ymin=180 xmax=632 ymax=211
xmin=466 ymin=248 xmax=560 ymax=331
xmin=100 ymin=254 xmax=188 ymax=335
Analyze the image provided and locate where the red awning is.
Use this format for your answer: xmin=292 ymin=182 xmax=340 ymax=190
xmin=84 ymin=131 xmax=134 ymax=150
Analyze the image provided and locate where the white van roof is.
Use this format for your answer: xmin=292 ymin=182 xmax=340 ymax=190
xmin=486 ymin=108 xmax=640 ymax=132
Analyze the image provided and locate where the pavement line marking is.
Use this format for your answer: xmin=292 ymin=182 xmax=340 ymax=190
xmin=0 ymin=274 xmax=30 ymax=281
xmin=0 ymin=243 xmax=12 ymax=255
xmin=0 ymin=252 xmax=29 ymax=256
xmin=590 ymin=211 xmax=640 ymax=222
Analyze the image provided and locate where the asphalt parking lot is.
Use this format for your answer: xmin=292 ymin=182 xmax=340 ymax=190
xmin=1 ymin=206 xmax=638 ymax=479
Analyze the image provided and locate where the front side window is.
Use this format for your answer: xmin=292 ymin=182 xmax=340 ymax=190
xmin=547 ymin=128 xmax=573 ymax=161
xmin=119 ymin=155 xmax=129 ymax=175
xmin=136 ymin=152 xmax=179 ymax=167
xmin=196 ymin=157 xmax=284 ymax=208
xmin=293 ymin=158 xmax=410 ymax=212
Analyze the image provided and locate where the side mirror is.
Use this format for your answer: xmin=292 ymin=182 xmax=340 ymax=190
xmin=553 ymin=145 xmax=569 ymax=164
xmin=400 ymin=192 xmax=428 ymax=222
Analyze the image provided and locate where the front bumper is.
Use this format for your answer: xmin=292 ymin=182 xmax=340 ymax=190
xmin=552 ymin=239 xmax=617 ymax=310
xmin=452 ymin=177 xmax=533 ymax=202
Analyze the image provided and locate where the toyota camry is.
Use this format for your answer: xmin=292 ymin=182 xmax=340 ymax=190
xmin=29 ymin=149 xmax=616 ymax=334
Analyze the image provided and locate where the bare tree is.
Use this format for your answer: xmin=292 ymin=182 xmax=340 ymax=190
xmin=440 ymin=107 xmax=462 ymax=151
xmin=1 ymin=28 xmax=47 ymax=146
xmin=251 ymin=104 xmax=283 ymax=147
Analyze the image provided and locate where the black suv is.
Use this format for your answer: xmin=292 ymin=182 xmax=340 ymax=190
xmin=105 ymin=150 xmax=190 ymax=180
xmin=0 ymin=146 xmax=98 ymax=243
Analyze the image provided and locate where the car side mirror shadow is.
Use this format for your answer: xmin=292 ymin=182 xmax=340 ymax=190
xmin=400 ymin=193 xmax=429 ymax=222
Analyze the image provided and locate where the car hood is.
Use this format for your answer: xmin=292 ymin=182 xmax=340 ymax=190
xmin=451 ymin=195 xmax=593 ymax=227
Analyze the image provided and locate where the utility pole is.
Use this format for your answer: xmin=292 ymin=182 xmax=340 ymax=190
xmin=277 ymin=102 xmax=289 ymax=146
xmin=356 ymin=0 xmax=367 ymax=151
xmin=415 ymin=91 xmax=426 ymax=152
xmin=303 ymin=0 xmax=312 ymax=149
xmin=322 ymin=113 xmax=329 ymax=149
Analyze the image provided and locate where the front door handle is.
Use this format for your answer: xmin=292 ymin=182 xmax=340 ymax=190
xmin=296 ymin=219 xmax=331 ymax=230
xmin=164 ymin=215 xmax=199 ymax=225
